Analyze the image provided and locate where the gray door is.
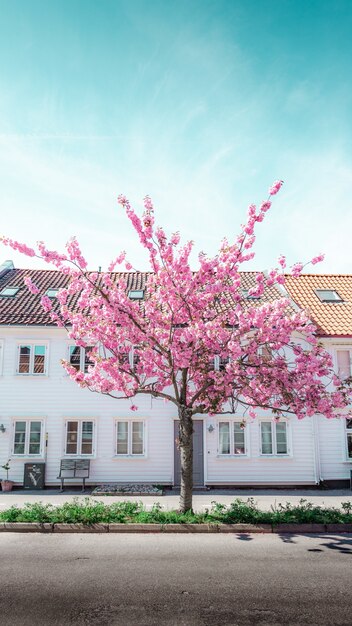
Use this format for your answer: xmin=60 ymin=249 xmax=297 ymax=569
xmin=174 ymin=420 xmax=204 ymax=486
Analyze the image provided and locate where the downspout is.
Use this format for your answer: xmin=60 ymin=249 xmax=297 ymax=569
xmin=312 ymin=415 xmax=322 ymax=484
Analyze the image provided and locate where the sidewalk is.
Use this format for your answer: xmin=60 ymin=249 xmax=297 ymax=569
xmin=0 ymin=488 xmax=351 ymax=512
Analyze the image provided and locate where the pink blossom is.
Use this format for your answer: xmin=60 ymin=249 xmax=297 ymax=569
xmin=24 ymin=276 xmax=40 ymax=294
xmin=311 ymin=254 xmax=325 ymax=265
xmin=130 ymin=404 xmax=138 ymax=412
xmin=40 ymin=295 xmax=52 ymax=311
xmin=268 ymin=180 xmax=284 ymax=196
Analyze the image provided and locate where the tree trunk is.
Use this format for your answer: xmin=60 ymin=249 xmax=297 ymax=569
xmin=178 ymin=406 xmax=194 ymax=513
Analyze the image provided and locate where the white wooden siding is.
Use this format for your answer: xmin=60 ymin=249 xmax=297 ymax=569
xmin=0 ymin=327 xmax=351 ymax=486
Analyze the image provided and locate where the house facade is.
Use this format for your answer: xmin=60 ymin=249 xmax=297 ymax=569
xmin=0 ymin=261 xmax=351 ymax=488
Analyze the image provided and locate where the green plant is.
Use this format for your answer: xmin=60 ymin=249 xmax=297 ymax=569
xmin=1 ymin=460 xmax=10 ymax=481
xmin=1 ymin=498 xmax=352 ymax=525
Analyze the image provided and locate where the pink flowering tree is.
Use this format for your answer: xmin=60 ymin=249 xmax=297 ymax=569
xmin=2 ymin=181 xmax=351 ymax=511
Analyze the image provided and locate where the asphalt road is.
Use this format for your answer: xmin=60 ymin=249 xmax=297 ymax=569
xmin=0 ymin=533 xmax=351 ymax=625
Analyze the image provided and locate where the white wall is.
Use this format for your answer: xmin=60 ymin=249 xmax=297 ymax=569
xmin=0 ymin=327 xmax=351 ymax=487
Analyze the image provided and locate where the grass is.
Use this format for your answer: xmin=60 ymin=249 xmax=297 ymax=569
xmin=0 ymin=498 xmax=352 ymax=525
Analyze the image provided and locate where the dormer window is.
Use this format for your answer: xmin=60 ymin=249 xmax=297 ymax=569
xmin=0 ymin=286 xmax=19 ymax=297
xmin=242 ymin=289 xmax=261 ymax=300
xmin=45 ymin=288 xmax=59 ymax=299
xmin=315 ymin=289 xmax=343 ymax=303
xmin=128 ymin=290 xmax=144 ymax=300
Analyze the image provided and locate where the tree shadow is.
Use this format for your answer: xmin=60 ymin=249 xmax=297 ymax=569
xmin=235 ymin=533 xmax=253 ymax=541
xmin=276 ymin=533 xmax=352 ymax=554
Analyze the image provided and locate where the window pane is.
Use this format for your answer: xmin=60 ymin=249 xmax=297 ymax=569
xmin=132 ymin=422 xmax=144 ymax=455
xmin=233 ymin=423 xmax=245 ymax=455
xmin=347 ymin=434 xmax=352 ymax=459
xmin=66 ymin=421 xmax=78 ymax=454
xmin=14 ymin=421 xmax=26 ymax=454
xmin=81 ymin=421 xmax=93 ymax=454
xmin=34 ymin=345 xmax=46 ymax=374
xmin=261 ymin=423 xmax=272 ymax=454
xmin=219 ymin=422 xmax=230 ymax=454
xmin=19 ymin=345 xmax=31 ymax=373
xmin=29 ymin=421 xmax=41 ymax=454
xmin=276 ymin=423 xmax=287 ymax=454
xmin=69 ymin=346 xmax=81 ymax=371
xmin=84 ymin=347 xmax=94 ymax=373
xmin=116 ymin=422 xmax=128 ymax=454
xmin=337 ymin=351 xmax=351 ymax=379
xmin=346 ymin=419 xmax=352 ymax=430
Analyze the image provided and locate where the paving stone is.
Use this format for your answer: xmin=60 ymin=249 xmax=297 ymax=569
xmin=217 ymin=523 xmax=272 ymax=533
xmin=54 ymin=523 xmax=108 ymax=533
xmin=325 ymin=523 xmax=352 ymax=533
xmin=273 ymin=523 xmax=326 ymax=533
xmin=108 ymin=523 xmax=163 ymax=532
xmin=4 ymin=522 xmax=53 ymax=532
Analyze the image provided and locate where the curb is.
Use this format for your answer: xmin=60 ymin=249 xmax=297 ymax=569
xmin=0 ymin=522 xmax=352 ymax=533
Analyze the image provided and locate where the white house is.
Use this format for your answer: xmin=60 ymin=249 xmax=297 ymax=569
xmin=0 ymin=260 xmax=351 ymax=489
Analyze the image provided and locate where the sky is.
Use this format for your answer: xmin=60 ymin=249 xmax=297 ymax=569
xmin=0 ymin=0 xmax=351 ymax=274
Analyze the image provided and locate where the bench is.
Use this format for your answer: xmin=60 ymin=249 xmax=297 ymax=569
xmin=57 ymin=459 xmax=90 ymax=492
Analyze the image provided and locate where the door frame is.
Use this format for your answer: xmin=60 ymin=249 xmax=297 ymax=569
xmin=173 ymin=418 xmax=206 ymax=486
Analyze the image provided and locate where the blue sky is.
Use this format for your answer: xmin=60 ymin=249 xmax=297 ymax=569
xmin=0 ymin=0 xmax=351 ymax=273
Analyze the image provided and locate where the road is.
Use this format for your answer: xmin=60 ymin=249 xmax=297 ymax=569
xmin=0 ymin=533 xmax=351 ymax=625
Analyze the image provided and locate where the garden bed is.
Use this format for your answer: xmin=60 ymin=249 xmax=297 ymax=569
xmin=0 ymin=497 xmax=352 ymax=531
xmin=91 ymin=483 xmax=163 ymax=496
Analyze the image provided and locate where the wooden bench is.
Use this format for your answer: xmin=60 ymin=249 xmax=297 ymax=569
xmin=57 ymin=459 xmax=90 ymax=492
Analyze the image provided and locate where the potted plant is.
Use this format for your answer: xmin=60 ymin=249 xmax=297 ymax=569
xmin=1 ymin=460 xmax=14 ymax=492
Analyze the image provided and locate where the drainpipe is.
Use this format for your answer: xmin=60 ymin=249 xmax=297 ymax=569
xmin=312 ymin=415 xmax=322 ymax=484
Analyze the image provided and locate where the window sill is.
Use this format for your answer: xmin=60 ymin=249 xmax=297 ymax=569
xmin=216 ymin=454 xmax=249 ymax=459
xmin=11 ymin=455 xmax=45 ymax=460
xmin=63 ymin=454 xmax=95 ymax=459
xmin=259 ymin=454 xmax=292 ymax=459
xmin=113 ymin=455 xmax=147 ymax=460
xmin=15 ymin=374 xmax=48 ymax=378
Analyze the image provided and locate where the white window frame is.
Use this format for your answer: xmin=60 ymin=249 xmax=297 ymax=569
xmin=260 ymin=420 xmax=290 ymax=456
xmin=115 ymin=420 xmax=146 ymax=457
xmin=345 ymin=419 xmax=352 ymax=462
xmin=12 ymin=419 xmax=44 ymax=457
xmin=64 ymin=419 xmax=96 ymax=457
xmin=16 ymin=342 xmax=49 ymax=376
xmin=335 ymin=348 xmax=352 ymax=380
xmin=217 ymin=421 xmax=248 ymax=457
xmin=67 ymin=345 xmax=94 ymax=373
xmin=0 ymin=339 xmax=4 ymax=375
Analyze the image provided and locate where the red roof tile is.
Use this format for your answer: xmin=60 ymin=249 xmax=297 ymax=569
xmin=285 ymin=274 xmax=352 ymax=337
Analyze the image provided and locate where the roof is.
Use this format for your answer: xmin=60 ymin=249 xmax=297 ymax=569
xmin=0 ymin=266 xmax=284 ymax=326
xmin=284 ymin=274 xmax=352 ymax=337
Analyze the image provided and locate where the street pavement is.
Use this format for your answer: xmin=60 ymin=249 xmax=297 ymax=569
xmin=0 ymin=488 xmax=352 ymax=511
xmin=0 ymin=532 xmax=352 ymax=625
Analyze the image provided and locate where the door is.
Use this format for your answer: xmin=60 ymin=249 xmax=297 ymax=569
xmin=174 ymin=420 xmax=204 ymax=486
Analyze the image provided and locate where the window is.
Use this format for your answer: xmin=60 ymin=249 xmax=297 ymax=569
xmin=45 ymin=288 xmax=59 ymax=298
xmin=17 ymin=344 xmax=47 ymax=375
xmin=65 ymin=420 xmax=94 ymax=455
xmin=214 ymin=356 xmax=230 ymax=372
xmin=13 ymin=420 xmax=43 ymax=456
xmin=219 ymin=422 xmax=246 ymax=455
xmin=315 ymin=289 xmax=343 ymax=303
xmin=68 ymin=345 xmax=94 ymax=373
xmin=0 ymin=286 xmax=19 ymax=297
xmin=337 ymin=350 xmax=352 ymax=379
xmin=260 ymin=421 xmax=288 ymax=455
xmin=115 ymin=421 xmax=145 ymax=455
xmin=346 ymin=420 xmax=352 ymax=460
xmin=128 ymin=290 xmax=144 ymax=300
